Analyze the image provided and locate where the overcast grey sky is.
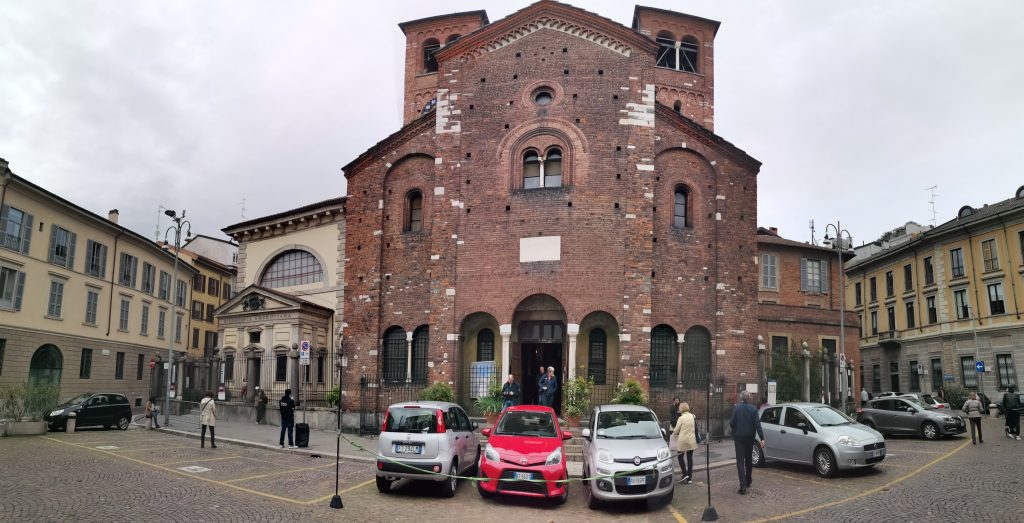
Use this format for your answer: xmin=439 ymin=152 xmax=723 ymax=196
xmin=2 ymin=1 xmax=1022 ymax=247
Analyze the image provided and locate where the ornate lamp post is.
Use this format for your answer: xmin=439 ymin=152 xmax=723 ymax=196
xmin=162 ymin=209 xmax=190 ymax=427
xmin=824 ymin=222 xmax=852 ymax=413
xmin=330 ymin=334 xmax=345 ymax=509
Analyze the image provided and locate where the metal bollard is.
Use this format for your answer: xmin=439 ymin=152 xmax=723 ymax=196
xmin=67 ymin=412 xmax=77 ymax=433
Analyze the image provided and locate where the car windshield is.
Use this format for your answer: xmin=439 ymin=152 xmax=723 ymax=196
xmin=595 ymin=410 xmax=662 ymax=439
xmin=384 ymin=407 xmax=439 ymax=433
xmin=903 ymin=398 xmax=934 ymax=410
xmin=494 ymin=411 xmax=557 ymax=438
xmin=65 ymin=393 xmax=93 ymax=406
xmin=805 ymin=406 xmax=854 ymax=426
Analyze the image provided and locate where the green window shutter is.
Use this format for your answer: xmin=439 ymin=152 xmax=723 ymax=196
xmin=99 ymin=244 xmax=107 ymax=280
xmin=21 ymin=213 xmax=32 ymax=254
xmin=67 ymin=232 xmax=77 ymax=269
xmin=800 ymin=258 xmax=808 ymax=292
xmin=48 ymin=224 xmax=58 ymax=263
xmin=14 ymin=271 xmax=25 ymax=311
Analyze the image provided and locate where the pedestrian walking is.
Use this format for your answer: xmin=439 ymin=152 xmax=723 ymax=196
xmin=538 ymin=367 xmax=558 ymax=408
xmin=728 ymin=390 xmax=764 ymax=495
xmin=669 ymin=397 xmax=681 ymax=433
xmin=861 ymin=388 xmax=869 ymax=403
xmin=145 ymin=396 xmax=161 ymax=430
xmin=963 ymin=392 xmax=984 ymax=444
xmin=501 ymin=374 xmax=521 ymax=410
xmin=255 ymin=388 xmax=268 ymax=424
xmin=279 ymin=388 xmax=297 ymax=449
xmin=199 ymin=391 xmax=217 ymax=449
xmin=672 ymin=402 xmax=698 ymax=484
xmin=1003 ymin=386 xmax=1021 ymax=440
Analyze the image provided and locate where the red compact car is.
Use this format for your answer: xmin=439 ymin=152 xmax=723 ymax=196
xmin=477 ymin=405 xmax=572 ymax=504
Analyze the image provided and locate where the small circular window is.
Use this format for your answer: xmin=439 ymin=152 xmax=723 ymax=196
xmin=533 ymin=89 xmax=553 ymax=106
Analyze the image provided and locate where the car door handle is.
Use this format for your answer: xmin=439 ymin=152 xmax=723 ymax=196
xmin=780 ymin=430 xmax=787 ymax=434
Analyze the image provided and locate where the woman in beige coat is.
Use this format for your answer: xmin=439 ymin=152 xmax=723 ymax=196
xmin=199 ymin=391 xmax=217 ymax=449
xmin=672 ymin=402 xmax=698 ymax=484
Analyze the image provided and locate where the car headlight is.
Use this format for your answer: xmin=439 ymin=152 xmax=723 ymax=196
xmin=545 ymin=447 xmax=563 ymax=466
xmin=49 ymin=409 xmax=64 ymax=417
xmin=836 ymin=435 xmax=859 ymax=447
xmin=596 ymin=467 xmax=611 ymax=476
xmin=942 ymin=416 xmax=956 ymax=423
xmin=597 ymin=449 xmax=613 ymax=464
xmin=484 ymin=443 xmax=500 ymax=463
xmin=657 ymin=446 xmax=671 ymax=462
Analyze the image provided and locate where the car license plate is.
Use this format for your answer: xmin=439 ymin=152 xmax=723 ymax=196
xmin=513 ymin=472 xmax=533 ymax=481
xmin=627 ymin=476 xmax=646 ymax=486
xmin=394 ymin=444 xmax=422 ymax=454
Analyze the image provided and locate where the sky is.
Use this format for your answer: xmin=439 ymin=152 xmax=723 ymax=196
xmin=2 ymin=0 xmax=1023 ymax=248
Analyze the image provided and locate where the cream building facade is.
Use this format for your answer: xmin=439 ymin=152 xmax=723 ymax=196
xmin=0 ymin=158 xmax=197 ymax=407
xmin=847 ymin=185 xmax=1024 ymax=398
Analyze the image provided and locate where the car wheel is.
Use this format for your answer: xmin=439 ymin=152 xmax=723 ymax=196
xmin=921 ymin=421 xmax=939 ymax=440
xmin=585 ymin=477 xmax=601 ymax=510
xmin=751 ymin=443 xmax=765 ymax=468
xmin=375 ymin=476 xmax=392 ymax=493
xmin=117 ymin=416 xmax=130 ymax=431
xmin=814 ymin=447 xmax=836 ymax=478
xmin=440 ymin=459 xmax=458 ymax=498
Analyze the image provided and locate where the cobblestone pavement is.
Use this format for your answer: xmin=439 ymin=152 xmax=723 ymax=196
xmin=2 ymin=417 xmax=1019 ymax=522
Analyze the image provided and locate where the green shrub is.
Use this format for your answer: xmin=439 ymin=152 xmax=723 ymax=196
xmin=563 ymin=376 xmax=594 ymax=418
xmin=474 ymin=382 xmax=504 ymax=414
xmin=326 ymin=387 xmax=340 ymax=406
xmin=612 ymin=378 xmax=646 ymax=405
xmin=0 ymin=384 xmax=61 ymax=421
xmin=941 ymin=384 xmax=969 ymax=411
xmin=418 ymin=382 xmax=455 ymax=402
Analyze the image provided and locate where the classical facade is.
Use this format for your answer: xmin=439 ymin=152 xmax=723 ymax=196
xmin=0 ymin=158 xmax=197 ymax=406
xmin=847 ymin=186 xmax=1024 ymax=397
xmin=342 ymin=2 xmax=761 ymax=416
xmin=218 ymin=198 xmax=345 ymax=404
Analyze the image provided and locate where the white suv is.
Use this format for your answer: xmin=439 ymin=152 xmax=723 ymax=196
xmin=374 ymin=401 xmax=480 ymax=497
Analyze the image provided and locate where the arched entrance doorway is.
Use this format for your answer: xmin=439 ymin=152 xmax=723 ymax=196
xmin=29 ymin=344 xmax=63 ymax=386
xmin=512 ymin=294 xmax=567 ymax=412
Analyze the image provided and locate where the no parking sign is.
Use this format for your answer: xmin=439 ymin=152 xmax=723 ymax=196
xmin=300 ymin=340 xmax=311 ymax=366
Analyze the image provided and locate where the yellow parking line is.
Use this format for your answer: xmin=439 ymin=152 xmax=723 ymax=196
xmin=113 ymin=446 xmax=192 ymax=453
xmin=884 ymin=448 xmax=941 ymax=454
xmin=745 ymin=439 xmax=970 ymax=522
xmin=159 ymin=455 xmax=246 ymax=466
xmin=225 ymin=463 xmax=337 ymax=483
xmin=305 ymin=479 xmax=375 ymax=504
xmin=667 ymin=503 xmax=688 ymax=523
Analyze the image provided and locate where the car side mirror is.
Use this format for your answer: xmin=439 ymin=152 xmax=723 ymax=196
xmin=796 ymin=422 xmax=808 ymax=434
xmin=561 ymin=430 xmax=573 ymax=441
xmin=581 ymin=428 xmax=591 ymax=440
xmin=481 ymin=428 xmax=491 ymax=437
xmin=472 ymin=422 xmax=479 ymax=431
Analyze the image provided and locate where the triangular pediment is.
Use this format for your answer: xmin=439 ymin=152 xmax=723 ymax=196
xmin=214 ymin=284 xmax=332 ymax=316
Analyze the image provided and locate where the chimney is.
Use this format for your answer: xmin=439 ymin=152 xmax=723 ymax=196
xmin=108 ymin=209 xmax=119 ymax=224
xmin=769 ymin=227 xmax=779 ymax=235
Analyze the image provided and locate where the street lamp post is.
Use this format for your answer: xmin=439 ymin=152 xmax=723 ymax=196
xmin=162 ymin=209 xmax=190 ymax=427
xmin=968 ymin=305 xmax=984 ymax=397
xmin=824 ymin=222 xmax=852 ymax=414
xmin=330 ymin=334 xmax=345 ymax=509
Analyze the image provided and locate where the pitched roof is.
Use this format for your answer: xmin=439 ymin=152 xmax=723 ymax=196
xmin=222 ymin=197 xmax=345 ymax=233
xmin=398 ymin=10 xmax=489 ymax=31
xmin=757 ymin=227 xmax=854 ymax=259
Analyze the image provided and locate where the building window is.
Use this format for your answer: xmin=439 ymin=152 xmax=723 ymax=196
xmin=926 ymin=296 xmax=937 ymax=324
xmin=118 ymin=298 xmax=130 ymax=331
xmin=682 ymin=327 xmax=711 ymax=388
xmin=47 ymin=280 xmax=65 ymax=318
xmin=140 ymin=304 xmax=149 ymax=336
xmin=192 ymin=328 xmax=200 ymax=349
xmin=174 ymin=314 xmax=182 ymax=343
xmin=0 ymin=266 xmax=23 ymax=311
xmin=903 ymin=264 xmax=913 ymax=292
xmin=85 ymin=290 xmax=99 ymax=326
xmin=931 ymin=358 xmax=943 ymax=392
xmin=275 ymin=353 xmax=287 ymax=382
xmin=405 ymin=191 xmax=423 ymax=232
xmin=0 ymin=205 xmax=33 ymax=254
xmin=801 ymin=259 xmax=826 ymax=293
xmin=910 ymin=360 xmax=920 ymax=392
xmin=84 ymin=240 xmax=107 ymax=278
xmin=412 ymin=326 xmax=429 ymax=384
xmin=191 ymin=300 xmax=203 ymax=320
xmin=997 ymin=354 xmax=1017 ymax=390
xmin=655 ymin=31 xmax=676 ymax=69
xmin=476 ymin=328 xmax=494 ymax=361
xmin=260 ymin=250 xmax=324 ymax=289
xmin=317 ymin=353 xmax=325 ymax=384
xmin=673 ymin=187 xmax=690 ymax=228
xmin=988 ymin=282 xmax=1006 ymax=315
xmin=1019 ymin=230 xmax=1024 ymax=262
xmin=204 ymin=331 xmax=217 ymax=350
xmin=954 ymin=289 xmax=969 ymax=319
xmin=588 ymin=328 xmax=607 ymax=385
xmin=858 ymin=313 xmax=863 ymax=337
xmin=770 ymin=335 xmax=788 ymax=360
xmin=981 ymin=239 xmax=999 ymax=272
xmin=680 ymin=36 xmax=699 ymax=72
xmin=905 ymin=301 xmax=916 ymax=329
xmin=119 ymin=253 xmax=138 ymax=288
xmin=223 ymin=283 xmax=231 ymax=300
xmin=887 ymin=306 xmax=896 ymax=332
xmin=80 ymin=348 xmax=93 ymax=379
xmin=248 ymin=331 xmax=260 ymax=345
xmin=871 ymin=364 xmax=881 ymax=392
xmin=950 ymin=248 xmax=965 ymax=278
xmin=115 ymin=352 xmax=125 ymax=380
xmin=225 ymin=355 xmax=234 ymax=381
xmin=0 ymin=339 xmax=5 ymax=375
xmin=869 ymin=277 xmax=877 ymax=302
xmin=522 ymin=148 xmax=562 ymax=189
xmin=655 ymin=32 xmax=699 ymax=73
xmin=175 ymin=281 xmax=187 ymax=308
xmin=208 ymin=279 xmax=219 ymax=297
xmin=854 ymin=282 xmax=862 ymax=306
xmin=885 ymin=271 xmax=894 ymax=297
xmin=206 ymin=303 xmax=214 ymax=323
xmin=47 ymin=225 xmax=76 ymax=269
xmin=136 ymin=354 xmax=144 ymax=380
xmin=159 ymin=271 xmax=170 ymax=300
xmin=761 ymin=253 xmax=778 ymax=290
xmin=673 ymin=100 xmax=682 ymax=114
xmin=382 ymin=327 xmax=406 ymax=383
xmin=158 ymin=309 xmax=166 ymax=339
xmin=193 ymin=274 xmax=206 ymax=293
xmin=889 ymin=361 xmax=900 ymax=393
xmin=422 ymin=38 xmax=440 ymax=73
xmin=960 ymin=356 xmax=977 ymax=388
xmin=141 ymin=263 xmax=155 ymax=295
xmin=924 ymin=257 xmax=934 ymax=285
xmin=870 ymin=311 xmax=878 ymax=335
xmin=649 ymin=325 xmax=678 ymax=387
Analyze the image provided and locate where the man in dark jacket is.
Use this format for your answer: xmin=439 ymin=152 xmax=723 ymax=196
xmin=539 ymin=367 xmax=558 ymax=407
xmin=535 ymin=365 xmax=546 ymax=405
xmin=279 ymin=389 xmax=297 ymax=449
xmin=729 ymin=390 xmax=765 ymax=495
xmin=501 ymin=374 xmax=521 ymax=410
xmin=1003 ymin=386 xmax=1021 ymax=440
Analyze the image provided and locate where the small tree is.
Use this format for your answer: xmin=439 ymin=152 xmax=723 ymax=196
xmin=611 ymin=378 xmax=646 ymax=405
xmin=563 ymin=376 xmax=594 ymax=419
xmin=942 ymin=384 xmax=969 ymax=411
xmin=418 ymin=382 xmax=455 ymax=402
xmin=0 ymin=384 xmax=60 ymax=421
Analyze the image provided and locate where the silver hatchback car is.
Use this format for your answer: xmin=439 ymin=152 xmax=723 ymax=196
xmin=374 ymin=401 xmax=481 ymax=497
xmin=580 ymin=405 xmax=674 ymax=509
xmin=752 ymin=403 xmax=886 ymax=478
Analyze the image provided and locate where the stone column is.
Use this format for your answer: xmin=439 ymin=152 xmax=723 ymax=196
xmin=405 ymin=331 xmax=414 ymax=383
xmin=801 ymin=348 xmax=811 ymax=402
xmin=756 ymin=336 xmax=766 ymax=396
xmin=676 ymin=333 xmax=686 ymax=386
xmin=175 ymin=356 xmax=186 ymax=399
xmin=246 ymin=350 xmax=260 ymax=402
xmin=567 ymin=323 xmax=580 ymax=380
xmin=499 ymin=324 xmax=512 ymax=381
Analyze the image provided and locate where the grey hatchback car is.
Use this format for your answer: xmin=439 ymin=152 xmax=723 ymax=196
xmin=857 ymin=396 xmax=966 ymax=440
xmin=374 ymin=401 xmax=480 ymax=497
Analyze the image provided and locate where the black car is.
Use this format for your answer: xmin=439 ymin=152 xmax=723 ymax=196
xmin=44 ymin=393 xmax=133 ymax=431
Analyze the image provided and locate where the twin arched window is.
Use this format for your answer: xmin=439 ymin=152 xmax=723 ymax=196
xmin=673 ymin=187 xmax=690 ymax=228
xmin=382 ymin=325 xmax=429 ymax=383
xmin=405 ymin=191 xmax=423 ymax=232
xmin=260 ymin=250 xmax=324 ymax=288
xmin=523 ymin=148 xmax=562 ymax=189
xmin=655 ymin=31 xmax=700 ymax=73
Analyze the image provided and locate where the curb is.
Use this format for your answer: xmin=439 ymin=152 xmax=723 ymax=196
xmin=156 ymin=426 xmax=376 ymax=464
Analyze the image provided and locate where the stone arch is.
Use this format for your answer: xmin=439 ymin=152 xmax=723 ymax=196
xmin=29 ymin=344 xmax=63 ymax=386
xmin=577 ymin=310 xmax=620 ymax=386
xmin=649 ymin=324 xmax=679 ymax=388
xmin=654 ymin=147 xmax=717 ymax=235
xmin=457 ymin=311 xmax=502 ymax=406
xmin=681 ymin=325 xmax=712 ymax=389
xmin=498 ymin=118 xmax=590 ymax=190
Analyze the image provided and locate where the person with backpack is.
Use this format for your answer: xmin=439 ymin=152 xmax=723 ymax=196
xmin=1003 ymin=386 xmax=1020 ymax=440
xmin=279 ymin=389 xmax=297 ymax=449
xmin=962 ymin=392 xmax=984 ymax=444
xmin=199 ymin=391 xmax=217 ymax=449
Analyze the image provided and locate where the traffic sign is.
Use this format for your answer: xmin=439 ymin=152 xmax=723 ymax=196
xmin=300 ymin=340 xmax=311 ymax=366
xmin=150 ymin=358 xmax=156 ymax=370
xmin=975 ymin=361 xmax=985 ymax=373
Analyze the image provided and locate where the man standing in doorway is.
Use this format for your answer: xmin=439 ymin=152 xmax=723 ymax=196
xmin=539 ymin=367 xmax=558 ymax=408
xmin=535 ymin=365 xmax=546 ymax=405
xmin=501 ymin=374 xmax=521 ymax=410
xmin=279 ymin=389 xmax=297 ymax=449
xmin=729 ymin=390 xmax=764 ymax=495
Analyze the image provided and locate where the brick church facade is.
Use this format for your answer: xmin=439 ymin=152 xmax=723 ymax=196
xmin=341 ymin=1 xmax=762 ymax=415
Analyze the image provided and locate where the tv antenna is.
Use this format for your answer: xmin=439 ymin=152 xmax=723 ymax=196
xmin=808 ymin=219 xmax=817 ymax=246
xmin=925 ymin=185 xmax=938 ymax=226
xmin=238 ymin=198 xmax=247 ymax=220
xmin=155 ymin=205 xmax=167 ymax=241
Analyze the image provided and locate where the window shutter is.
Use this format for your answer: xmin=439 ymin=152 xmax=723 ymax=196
xmin=67 ymin=232 xmax=77 ymax=269
xmin=20 ymin=213 xmax=32 ymax=254
xmin=99 ymin=244 xmax=107 ymax=280
xmin=130 ymin=258 xmax=137 ymax=288
xmin=800 ymin=258 xmax=808 ymax=291
xmin=0 ymin=205 xmax=8 ymax=249
xmin=85 ymin=240 xmax=95 ymax=274
xmin=48 ymin=224 xmax=58 ymax=263
xmin=14 ymin=271 xmax=25 ymax=311
xmin=821 ymin=259 xmax=829 ymax=294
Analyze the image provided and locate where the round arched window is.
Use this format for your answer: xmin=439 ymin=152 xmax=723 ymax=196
xmin=533 ymin=89 xmax=553 ymax=106
xmin=260 ymin=250 xmax=324 ymax=288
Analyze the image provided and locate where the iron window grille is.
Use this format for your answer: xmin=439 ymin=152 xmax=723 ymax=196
xmin=382 ymin=328 xmax=407 ymax=383
xmin=588 ymin=328 xmax=607 ymax=385
xmin=960 ymin=356 xmax=977 ymax=389
xmin=260 ymin=250 xmax=324 ymax=289
xmin=681 ymin=327 xmax=711 ymax=389
xmin=649 ymin=325 xmax=678 ymax=388
xmin=477 ymin=328 xmax=494 ymax=362
xmin=997 ymin=354 xmax=1017 ymax=389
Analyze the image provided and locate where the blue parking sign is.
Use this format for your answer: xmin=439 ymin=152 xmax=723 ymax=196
xmin=975 ymin=361 xmax=985 ymax=372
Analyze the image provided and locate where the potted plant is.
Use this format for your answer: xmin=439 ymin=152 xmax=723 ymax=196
xmin=563 ymin=376 xmax=594 ymax=427
xmin=611 ymin=378 xmax=647 ymax=406
xmin=474 ymin=382 xmax=504 ymax=425
xmin=1 ymin=383 xmax=60 ymax=436
xmin=418 ymin=382 xmax=455 ymax=402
